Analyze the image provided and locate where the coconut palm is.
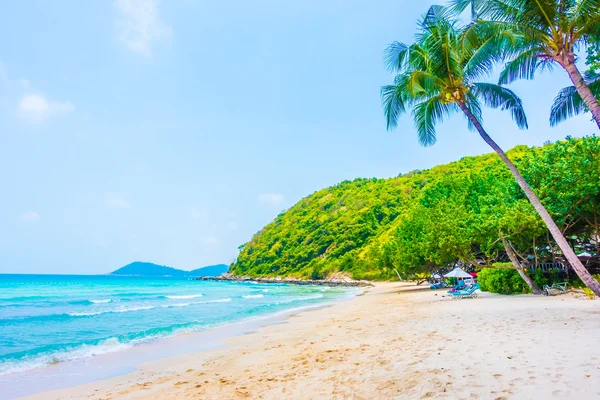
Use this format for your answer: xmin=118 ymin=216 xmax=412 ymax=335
xmin=381 ymin=9 xmax=600 ymax=296
xmin=449 ymin=0 xmax=600 ymax=129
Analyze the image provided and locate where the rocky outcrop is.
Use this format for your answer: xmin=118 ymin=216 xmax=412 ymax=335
xmin=194 ymin=273 xmax=372 ymax=287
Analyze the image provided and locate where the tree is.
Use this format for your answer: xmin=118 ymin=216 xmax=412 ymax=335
xmin=380 ymin=9 xmax=600 ymax=296
xmin=550 ymin=35 xmax=600 ymax=125
xmin=502 ymin=236 xmax=543 ymax=294
xmin=450 ymin=0 xmax=600 ymax=129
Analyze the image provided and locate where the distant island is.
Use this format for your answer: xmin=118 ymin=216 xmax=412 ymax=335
xmin=110 ymin=262 xmax=229 ymax=277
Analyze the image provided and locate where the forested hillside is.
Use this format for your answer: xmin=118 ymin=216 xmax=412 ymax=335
xmin=230 ymin=137 xmax=600 ymax=280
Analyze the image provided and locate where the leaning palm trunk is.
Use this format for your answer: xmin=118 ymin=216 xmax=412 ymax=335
xmin=458 ymin=102 xmax=600 ymax=297
xmin=562 ymin=61 xmax=600 ymax=129
xmin=501 ymin=237 xmax=542 ymax=295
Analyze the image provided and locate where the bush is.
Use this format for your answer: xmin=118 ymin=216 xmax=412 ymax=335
xmin=478 ymin=268 xmax=530 ymax=294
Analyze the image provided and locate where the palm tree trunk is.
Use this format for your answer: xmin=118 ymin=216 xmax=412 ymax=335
xmin=458 ymin=102 xmax=600 ymax=297
xmin=501 ymin=237 xmax=542 ymax=295
xmin=563 ymin=62 xmax=600 ymax=130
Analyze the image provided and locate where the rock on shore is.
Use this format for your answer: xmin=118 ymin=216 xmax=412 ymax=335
xmin=194 ymin=273 xmax=372 ymax=287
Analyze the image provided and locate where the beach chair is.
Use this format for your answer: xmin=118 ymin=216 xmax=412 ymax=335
xmin=543 ymin=282 xmax=568 ymax=296
xmin=447 ymin=280 xmax=466 ymax=293
xmin=451 ymin=284 xmax=480 ymax=299
xmin=430 ymin=281 xmax=447 ymax=290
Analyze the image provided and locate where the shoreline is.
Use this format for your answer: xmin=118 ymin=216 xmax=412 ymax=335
xmin=20 ymin=283 xmax=600 ymax=399
xmin=3 ymin=287 xmax=358 ymax=399
xmin=194 ymin=275 xmax=373 ymax=287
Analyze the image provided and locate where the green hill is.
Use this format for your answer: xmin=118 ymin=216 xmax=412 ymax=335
xmin=189 ymin=264 xmax=229 ymax=276
xmin=230 ymin=137 xmax=600 ymax=280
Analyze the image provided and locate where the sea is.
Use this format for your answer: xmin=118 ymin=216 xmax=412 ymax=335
xmin=0 ymin=274 xmax=358 ymax=398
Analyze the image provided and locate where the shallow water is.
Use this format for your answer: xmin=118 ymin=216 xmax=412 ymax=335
xmin=0 ymin=275 xmax=356 ymax=379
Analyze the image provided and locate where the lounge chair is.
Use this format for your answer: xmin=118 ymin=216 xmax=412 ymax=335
xmin=447 ymin=280 xmax=466 ymax=293
xmin=430 ymin=281 xmax=447 ymax=290
xmin=451 ymin=283 xmax=480 ymax=299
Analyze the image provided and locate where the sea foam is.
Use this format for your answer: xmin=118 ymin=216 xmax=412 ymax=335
xmin=0 ymin=337 xmax=131 ymax=376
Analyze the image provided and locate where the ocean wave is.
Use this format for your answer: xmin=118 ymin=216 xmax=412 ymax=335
xmin=242 ymin=294 xmax=264 ymax=299
xmin=262 ymin=289 xmax=269 ymax=293
xmin=164 ymin=294 xmax=203 ymax=299
xmin=67 ymin=298 xmax=233 ymax=317
xmin=68 ymin=305 xmax=155 ymax=317
xmin=204 ymin=298 xmax=232 ymax=303
xmin=162 ymin=302 xmax=191 ymax=308
xmin=0 ymin=337 xmax=132 ymax=376
xmin=89 ymin=299 xmax=111 ymax=304
xmin=273 ymin=293 xmax=324 ymax=305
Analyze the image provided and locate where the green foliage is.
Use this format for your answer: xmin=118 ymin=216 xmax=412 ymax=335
xmin=588 ymin=38 xmax=600 ymax=75
xmin=478 ymin=268 xmax=530 ymax=294
xmin=230 ymin=138 xmax=600 ymax=280
xmin=521 ymin=135 xmax=600 ymax=236
xmin=478 ymin=268 xmax=559 ymax=295
xmin=583 ymin=288 xmax=596 ymax=300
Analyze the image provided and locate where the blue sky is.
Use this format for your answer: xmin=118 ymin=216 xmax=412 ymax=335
xmin=0 ymin=0 xmax=597 ymax=274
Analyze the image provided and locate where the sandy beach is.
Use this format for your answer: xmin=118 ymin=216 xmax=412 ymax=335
xmin=24 ymin=283 xmax=600 ymax=400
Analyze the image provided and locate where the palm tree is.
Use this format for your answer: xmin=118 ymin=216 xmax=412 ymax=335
xmin=450 ymin=0 xmax=600 ymax=129
xmin=381 ymin=9 xmax=600 ymax=296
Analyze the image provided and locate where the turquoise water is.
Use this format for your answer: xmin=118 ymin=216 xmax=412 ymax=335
xmin=0 ymin=275 xmax=356 ymax=376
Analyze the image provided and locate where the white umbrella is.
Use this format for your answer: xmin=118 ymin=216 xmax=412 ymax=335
xmin=444 ymin=267 xmax=472 ymax=279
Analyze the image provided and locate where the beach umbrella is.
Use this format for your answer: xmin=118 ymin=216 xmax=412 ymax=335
xmin=444 ymin=267 xmax=472 ymax=279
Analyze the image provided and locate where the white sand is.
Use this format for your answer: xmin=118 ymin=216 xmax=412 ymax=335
xmin=24 ymin=283 xmax=600 ymax=399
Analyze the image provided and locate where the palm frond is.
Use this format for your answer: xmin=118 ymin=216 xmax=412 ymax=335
xmin=549 ymin=86 xmax=585 ymax=126
xmin=572 ymin=0 xmax=600 ymax=28
xmin=498 ymin=46 xmax=544 ymax=84
xmin=462 ymin=22 xmax=517 ymax=80
xmin=383 ymin=42 xmax=409 ymax=73
xmin=405 ymin=71 xmax=445 ymax=96
xmin=471 ymin=82 xmax=529 ymax=129
xmin=412 ymin=97 xmax=457 ymax=146
xmin=549 ymin=78 xmax=600 ymax=126
xmin=448 ymin=0 xmax=493 ymax=20
xmin=464 ymin=94 xmax=484 ymax=131
xmin=381 ymin=85 xmax=407 ymax=131
xmin=420 ymin=5 xmax=457 ymax=30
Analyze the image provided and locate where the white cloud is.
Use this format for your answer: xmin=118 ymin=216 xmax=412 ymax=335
xmin=105 ymin=195 xmax=131 ymax=209
xmin=191 ymin=207 xmax=208 ymax=220
xmin=202 ymin=236 xmax=219 ymax=245
xmin=258 ymin=193 xmax=285 ymax=206
xmin=17 ymin=93 xmax=74 ymax=123
xmin=115 ymin=0 xmax=171 ymax=56
xmin=20 ymin=211 xmax=40 ymax=222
